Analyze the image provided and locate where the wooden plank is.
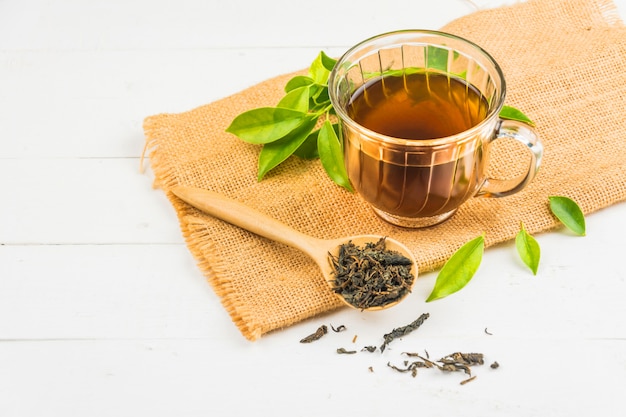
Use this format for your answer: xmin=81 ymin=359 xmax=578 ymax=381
xmin=0 ymin=0 xmax=473 ymax=50
xmin=0 ymin=158 xmax=182 ymax=244
xmin=0 ymin=337 xmax=624 ymax=416
xmin=0 ymin=244 xmax=237 ymax=339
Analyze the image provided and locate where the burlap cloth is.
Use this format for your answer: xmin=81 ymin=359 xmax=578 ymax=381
xmin=143 ymin=0 xmax=626 ymax=340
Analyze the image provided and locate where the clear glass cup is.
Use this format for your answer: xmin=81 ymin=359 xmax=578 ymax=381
xmin=328 ymin=30 xmax=543 ymax=228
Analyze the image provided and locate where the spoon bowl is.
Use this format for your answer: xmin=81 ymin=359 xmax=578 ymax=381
xmin=170 ymin=186 xmax=418 ymax=311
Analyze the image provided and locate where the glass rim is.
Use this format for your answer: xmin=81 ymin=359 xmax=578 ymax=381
xmin=328 ymin=29 xmax=507 ymax=147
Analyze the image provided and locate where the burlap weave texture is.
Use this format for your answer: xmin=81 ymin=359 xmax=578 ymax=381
xmin=143 ymin=0 xmax=626 ymax=340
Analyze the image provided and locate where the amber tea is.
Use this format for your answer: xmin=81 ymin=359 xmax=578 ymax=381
xmin=347 ymin=72 xmax=488 ymax=140
xmin=344 ymin=72 xmax=488 ymax=220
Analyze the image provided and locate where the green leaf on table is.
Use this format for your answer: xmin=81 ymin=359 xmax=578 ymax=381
xmin=226 ymin=107 xmax=308 ymax=144
xmin=515 ymin=222 xmax=540 ymax=275
xmin=426 ymin=235 xmax=485 ymax=302
xmin=549 ymin=196 xmax=586 ymax=236
xmin=257 ymin=116 xmax=319 ymax=180
xmin=317 ymin=120 xmax=353 ymax=192
xmin=499 ymin=105 xmax=536 ymax=127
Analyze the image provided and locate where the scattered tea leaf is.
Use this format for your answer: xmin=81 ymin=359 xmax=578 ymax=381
xmin=330 ymin=237 xmax=414 ymax=309
xmin=380 ymin=313 xmax=430 ymax=352
xmin=330 ymin=324 xmax=347 ymax=333
xmin=549 ymin=196 xmax=586 ymax=236
xmin=460 ymin=375 xmax=477 ymax=385
xmin=499 ymin=105 xmax=536 ymax=126
xmin=515 ymin=222 xmax=541 ymax=275
xmin=426 ymin=235 xmax=485 ymax=302
xmin=300 ymin=325 xmax=328 ymax=343
xmin=440 ymin=352 xmax=484 ymax=366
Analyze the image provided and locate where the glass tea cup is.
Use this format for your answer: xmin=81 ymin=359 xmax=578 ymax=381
xmin=328 ymin=30 xmax=543 ymax=228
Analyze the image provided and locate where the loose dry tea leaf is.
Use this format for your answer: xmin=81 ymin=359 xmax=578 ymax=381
xmin=387 ymin=361 xmax=424 ymax=377
xmin=460 ymin=375 xmax=477 ymax=385
xmin=440 ymin=352 xmax=484 ymax=366
xmin=330 ymin=237 xmax=415 ymax=310
xmin=389 ymin=351 xmax=487 ymax=381
xmin=380 ymin=313 xmax=430 ymax=352
xmin=549 ymin=196 xmax=586 ymax=236
xmin=300 ymin=325 xmax=328 ymax=343
xmin=336 ymin=348 xmax=357 ymax=354
xmin=330 ymin=324 xmax=347 ymax=332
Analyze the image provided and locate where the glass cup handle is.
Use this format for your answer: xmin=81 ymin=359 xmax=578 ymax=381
xmin=477 ymin=119 xmax=544 ymax=198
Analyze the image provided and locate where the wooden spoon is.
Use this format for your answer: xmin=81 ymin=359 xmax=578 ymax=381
xmin=170 ymin=185 xmax=418 ymax=311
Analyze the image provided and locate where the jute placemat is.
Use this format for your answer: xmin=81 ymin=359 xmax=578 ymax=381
xmin=143 ymin=0 xmax=626 ymax=340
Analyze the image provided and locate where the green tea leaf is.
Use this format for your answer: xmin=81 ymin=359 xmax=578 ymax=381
xmin=549 ymin=196 xmax=586 ymax=236
xmin=257 ymin=117 xmax=319 ymax=180
xmin=499 ymin=105 xmax=536 ymax=126
xmin=311 ymin=86 xmax=330 ymax=106
xmin=285 ymin=75 xmax=314 ymax=93
xmin=277 ymin=86 xmax=309 ymax=112
xmin=319 ymin=51 xmax=337 ymax=72
xmin=293 ymin=130 xmax=319 ymax=160
xmin=516 ymin=222 xmax=540 ymax=275
xmin=309 ymin=51 xmax=333 ymax=84
xmin=426 ymin=235 xmax=485 ymax=302
xmin=426 ymin=45 xmax=448 ymax=72
xmin=317 ymin=120 xmax=353 ymax=192
xmin=226 ymin=107 xmax=307 ymax=144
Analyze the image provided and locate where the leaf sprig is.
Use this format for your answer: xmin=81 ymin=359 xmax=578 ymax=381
xmin=226 ymin=52 xmax=352 ymax=191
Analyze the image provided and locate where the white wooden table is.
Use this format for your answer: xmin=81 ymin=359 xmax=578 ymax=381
xmin=2 ymin=1 xmax=625 ymax=415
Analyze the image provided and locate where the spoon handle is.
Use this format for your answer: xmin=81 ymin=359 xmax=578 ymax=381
xmin=170 ymin=186 xmax=324 ymax=257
